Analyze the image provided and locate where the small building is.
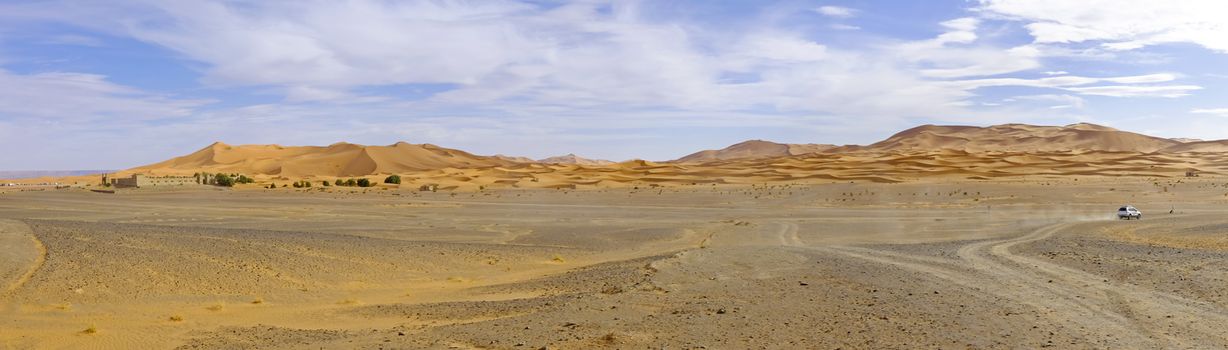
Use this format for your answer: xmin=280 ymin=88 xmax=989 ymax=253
xmin=110 ymin=174 xmax=198 ymax=188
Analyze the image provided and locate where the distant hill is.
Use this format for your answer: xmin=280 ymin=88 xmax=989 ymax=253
xmin=537 ymin=154 xmax=615 ymax=166
xmin=853 ymin=123 xmax=1181 ymax=153
xmin=1162 ymin=140 xmax=1228 ymax=153
xmin=673 ymin=140 xmax=836 ymax=163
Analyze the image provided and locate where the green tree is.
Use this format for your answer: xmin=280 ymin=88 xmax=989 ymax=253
xmin=215 ymin=173 xmax=235 ymax=187
xmin=236 ymin=175 xmax=254 ymax=184
xmin=357 ymin=178 xmax=372 ymax=187
xmin=345 ymin=178 xmax=357 ymax=187
xmin=384 ymin=175 xmax=401 ymax=184
xmin=335 ymin=179 xmax=344 ymax=186
xmin=322 ymin=181 xmax=331 ymax=187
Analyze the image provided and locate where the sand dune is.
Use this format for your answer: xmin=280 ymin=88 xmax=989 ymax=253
xmin=1162 ymin=140 xmax=1228 ymax=153
xmin=537 ymin=154 xmax=616 ymax=166
xmin=129 ymin=141 xmax=513 ymax=177
xmin=673 ymin=140 xmax=837 ymax=163
xmin=31 ymin=122 xmax=1221 ymax=191
xmin=855 ymin=123 xmax=1181 ymax=153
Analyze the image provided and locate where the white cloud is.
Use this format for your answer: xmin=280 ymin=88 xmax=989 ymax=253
xmin=1012 ymin=94 xmax=1086 ymax=109
xmin=816 ymin=6 xmax=856 ymax=18
xmin=1191 ymin=108 xmax=1228 ymax=116
xmin=830 ymin=23 xmax=860 ymax=31
xmin=0 ymin=0 xmax=1216 ymax=168
xmin=978 ymin=0 xmax=1228 ymax=53
xmin=1064 ymin=85 xmax=1201 ymax=98
xmin=0 ymin=69 xmax=208 ymax=122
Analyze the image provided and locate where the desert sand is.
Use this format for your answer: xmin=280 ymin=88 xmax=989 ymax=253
xmin=4 ymin=123 xmax=1228 ymax=348
xmin=3 ymin=176 xmax=1228 ymax=349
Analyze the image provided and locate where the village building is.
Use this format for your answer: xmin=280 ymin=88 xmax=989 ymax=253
xmin=108 ymin=174 xmax=199 ymax=188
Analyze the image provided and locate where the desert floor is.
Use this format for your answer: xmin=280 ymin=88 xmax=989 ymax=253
xmin=2 ymin=177 xmax=1228 ymax=349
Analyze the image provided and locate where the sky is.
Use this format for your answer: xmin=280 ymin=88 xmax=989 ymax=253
xmin=0 ymin=0 xmax=1226 ymax=170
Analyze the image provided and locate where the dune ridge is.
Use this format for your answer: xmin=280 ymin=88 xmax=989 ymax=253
xmin=89 ymin=123 xmax=1228 ymax=189
xmin=129 ymin=141 xmax=514 ymax=177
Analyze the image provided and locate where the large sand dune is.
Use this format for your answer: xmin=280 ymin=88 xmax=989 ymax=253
xmin=90 ymin=123 xmax=1228 ymax=193
xmin=129 ymin=141 xmax=514 ymax=177
xmin=852 ymin=123 xmax=1182 ymax=153
xmin=674 ymin=140 xmax=837 ymax=163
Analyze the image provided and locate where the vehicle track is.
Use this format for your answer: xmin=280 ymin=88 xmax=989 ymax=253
xmin=804 ymin=221 xmax=1228 ymax=348
xmin=0 ymin=219 xmax=45 ymax=297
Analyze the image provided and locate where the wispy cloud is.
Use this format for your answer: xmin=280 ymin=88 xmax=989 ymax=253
xmin=816 ymin=6 xmax=857 ymax=18
xmin=978 ymin=0 xmax=1228 ymax=53
xmin=0 ymin=0 xmax=1222 ymax=169
xmin=1191 ymin=108 xmax=1228 ymax=116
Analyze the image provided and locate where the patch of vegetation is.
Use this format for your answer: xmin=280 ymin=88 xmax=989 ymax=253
xmin=214 ymin=173 xmax=235 ymax=187
xmin=81 ymin=325 xmax=98 ymax=335
xmin=169 ymin=315 xmax=184 ymax=322
xmin=384 ymin=175 xmax=401 ymax=184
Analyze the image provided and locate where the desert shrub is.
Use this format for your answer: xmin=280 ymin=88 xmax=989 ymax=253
xmin=322 ymin=181 xmax=331 ymax=187
xmin=335 ymin=179 xmax=344 ymax=186
xmin=357 ymin=178 xmax=373 ymax=187
xmin=384 ymin=175 xmax=401 ymax=184
xmin=236 ymin=175 xmax=254 ymax=184
xmin=345 ymin=178 xmax=357 ymax=186
xmin=215 ymin=173 xmax=235 ymax=187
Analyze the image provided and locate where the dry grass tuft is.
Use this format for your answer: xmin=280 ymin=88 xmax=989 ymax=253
xmin=551 ymin=254 xmax=566 ymax=263
xmin=169 ymin=315 xmax=184 ymax=322
xmin=205 ymin=304 xmax=224 ymax=311
xmin=250 ymin=297 xmax=264 ymax=305
xmin=80 ymin=325 xmax=98 ymax=335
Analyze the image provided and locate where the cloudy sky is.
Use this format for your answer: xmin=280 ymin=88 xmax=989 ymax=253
xmin=1 ymin=0 xmax=1226 ymax=170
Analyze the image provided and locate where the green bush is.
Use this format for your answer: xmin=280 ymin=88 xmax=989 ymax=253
xmin=357 ymin=178 xmax=372 ymax=187
xmin=345 ymin=179 xmax=357 ymax=187
xmin=322 ymin=181 xmax=331 ymax=187
xmin=335 ymin=179 xmax=344 ymax=186
xmin=236 ymin=175 xmax=254 ymax=184
xmin=215 ymin=173 xmax=235 ymax=187
xmin=384 ymin=175 xmax=401 ymax=184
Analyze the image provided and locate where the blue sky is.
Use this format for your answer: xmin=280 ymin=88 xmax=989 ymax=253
xmin=0 ymin=0 xmax=1226 ymax=170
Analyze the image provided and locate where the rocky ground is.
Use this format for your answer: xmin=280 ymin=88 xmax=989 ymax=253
xmin=2 ymin=178 xmax=1228 ymax=348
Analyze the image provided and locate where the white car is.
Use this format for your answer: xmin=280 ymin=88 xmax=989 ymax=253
xmin=1117 ymin=205 xmax=1142 ymax=220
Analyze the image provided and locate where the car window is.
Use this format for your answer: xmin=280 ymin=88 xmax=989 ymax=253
xmin=1119 ymin=207 xmax=1127 ymax=211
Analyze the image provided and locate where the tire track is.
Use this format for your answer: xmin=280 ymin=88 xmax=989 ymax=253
xmin=964 ymin=222 xmax=1228 ymax=347
xmin=811 ymin=221 xmax=1228 ymax=348
xmin=0 ymin=220 xmax=45 ymax=297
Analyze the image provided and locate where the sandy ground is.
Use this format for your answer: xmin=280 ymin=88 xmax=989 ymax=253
xmin=2 ymin=177 xmax=1228 ymax=349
